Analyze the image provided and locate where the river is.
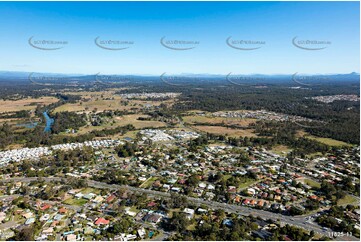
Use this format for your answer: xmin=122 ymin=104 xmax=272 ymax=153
xmin=43 ymin=111 xmax=54 ymax=132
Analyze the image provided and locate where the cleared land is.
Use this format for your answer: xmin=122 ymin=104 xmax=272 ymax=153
xmin=306 ymin=135 xmax=351 ymax=147
xmin=54 ymin=97 xmax=130 ymax=113
xmin=303 ymin=178 xmax=321 ymax=189
xmin=63 ymin=198 xmax=88 ymax=206
xmin=75 ymin=114 xmax=167 ymax=135
xmin=193 ymin=125 xmax=256 ymax=137
xmin=139 ymin=176 xmax=158 ymax=189
xmin=54 ymin=92 xmax=176 ymax=113
xmin=337 ymin=195 xmax=358 ymax=206
xmin=271 ymin=145 xmax=292 ymax=156
xmin=0 ymin=97 xmax=58 ymax=113
xmin=183 ymin=115 xmax=256 ymax=126
xmin=296 ymin=131 xmax=350 ymax=147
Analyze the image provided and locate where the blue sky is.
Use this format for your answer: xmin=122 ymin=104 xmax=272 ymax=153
xmin=0 ymin=1 xmax=359 ymax=75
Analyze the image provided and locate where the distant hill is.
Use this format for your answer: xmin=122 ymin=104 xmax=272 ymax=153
xmin=0 ymin=71 xmax=359 ymax=85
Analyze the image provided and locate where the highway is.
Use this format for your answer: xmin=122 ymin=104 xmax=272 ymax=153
xmin=2 ymin=177 xmax=359 ymax=241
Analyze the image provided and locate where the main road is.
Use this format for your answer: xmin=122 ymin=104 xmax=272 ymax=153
xmin=2 ymin=177 xmax=358 ymax=241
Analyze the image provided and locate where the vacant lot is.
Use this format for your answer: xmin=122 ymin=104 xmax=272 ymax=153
xmin=54 ymin=93 xmax=177 ymax=113
xmin=183 ymin=115 xmax=256 ymax=126
xmin=271 ymin=145 xmax=292 ymax=156
xmin=63 ymin=198 xmax=88 ymax=206
xmin=337 ymin=195 xmax=358 ymax=206
xmin=54 ymin=97 xmax=131 ymax=113
xmin=303 ymin=178 xmax=321 ymax=189
xmin=139 ymin=176 xmax=158 ymax=188
xmin=115 ymin=115 xmax=167 ymax=128
xmin=306 ymin=135 xmax=351 ymax=147
xmin=0 ymin=97 xmax=58 ymax=113
xmin=193 ymin=125 xmax=256 ymax=137
xmin=75 ymin=114 xmax=167 ymax=135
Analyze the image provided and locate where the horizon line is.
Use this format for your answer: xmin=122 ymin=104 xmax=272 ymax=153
xmin=0 ymin=70 xmax=359 ymax=77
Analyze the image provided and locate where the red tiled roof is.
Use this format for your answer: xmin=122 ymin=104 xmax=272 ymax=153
xmin=58 ymin=207 xmax=68 ymax=214
xmin=106 ymin=195 xmax=116 ymax=203
xmin=40 ymin=204 xmax=52 ymax=211
xmin=95 ymin=218 xmax=110 ymax=225
xmin=147 ymin=201 xmax=157 ymax=207
xmin=234 ymin=196 xmax=241 ymax=203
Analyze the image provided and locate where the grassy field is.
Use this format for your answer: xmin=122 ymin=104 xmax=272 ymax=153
xmin=183 ymin=115 xmax=256 ymax=126
xmin=75 ymin=114 xmax=167 ymax=135
xmin=296 ymin=130 xmax=351 ymax=147
xmin=54 ymin=90 xmax=177 ymax=113
xmin=238 ymin=180 xmax=258 ymax=190
xmin=337 ymin=195 xmax=358 ymax=206
xmin=306 ymin=135 xmax=351 ymax=147
xmin=0 ymin=118 xmax=22 ymax=125
xmin=304 ymin=178 xmax=321 ymax=189
xmin=0 ymin=96 xmax=58 ymax=113
xmin=128 ymin=206 xmax=139 ymax=213
xmin=114 ymin=115 xmax=167 ymax=129
xmin=271 ymin=145 xmax=292 ymax=156
xmin=118 ymin=130 xmax=138 ymax=139
xmin=139 ymin=176 xmax=158 ymax=188
xmin=54 ymin=97 xmax=129 ymax=113
xmin=81 ymin=188 xmax=98 ymax=194
xmin=63 ymin=198 xmax=88 ymax=206
xmin=193 ymin=125 xmax=256 ymax=137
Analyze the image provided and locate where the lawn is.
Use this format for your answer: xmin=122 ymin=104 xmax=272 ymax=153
xmin=129 ymin=206 xmax=139 ymax=213
xmin=186 ymin=223 xmax=197 ymax=231
xmin=81 ymin=188 xmax=96 ymax=194
xmin=337 ymin=195 xmax=358 ymax=206
xmin=222 ymin=174 xmax=232 ymax=181
xmin=271 ymin=145 xmax=292 ymax=156
xmin=63 ymin=198 xmax=88 ymax=206
xmin=305 ymin=135 xmax=351 ymax=147
xmin=304 ymin=179 xmax=321 ymax=189
xmin=238 ymin=179 xmax=258 ymax=190
xmin=139 ymin=176 xmax=158 ymax=188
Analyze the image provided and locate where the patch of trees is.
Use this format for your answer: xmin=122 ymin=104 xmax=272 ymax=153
xmin=0 ymin=110 xmax=30 ymax=119
xmin=319 ymin=181 xmax=348 ymax=203
xmin=115 ymin=142 xmax=138 ymax=157
xmin=168 ymin=83 xmax=359 ymax=144
xmin=189 ymin=135 xmax=209 ymax=151
xmin=165 ymin=213 xmax=260 ymax=240
xmin=105 ymin=217 xmax=135 ymax=238
xmin=269 ymin=224 xmax=313 ymax=241
xmin=94 ymin=169 xmax=138 ymax=186
xmin=91 ymin=124 xmax=135 ymax=137
xmin=0 ymin=113 xmax=133 ymax=150
xmin=19 ymin=148 xmax=95 ymax=177
xmin=11 ymin=226 xmax=35 ymax=241
xmin=316 ymin=206 xmax=359 ymax=235
xmin=51 ymin=111 xmax=87 ymax=134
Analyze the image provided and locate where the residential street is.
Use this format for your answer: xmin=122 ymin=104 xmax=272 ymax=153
xmin=2 ymin=176 xmax=359 ymax=241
